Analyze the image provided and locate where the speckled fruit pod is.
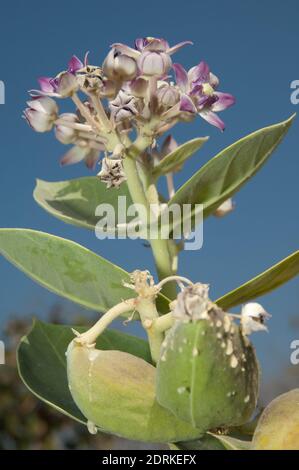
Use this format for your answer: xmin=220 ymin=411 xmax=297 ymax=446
xmin=66 ymin=341 xmax=203 ymax=443
xmin=156 ymin=310 xmax=259 ymax=432
xmin=252 ymin=389 xmax=299 ymax=450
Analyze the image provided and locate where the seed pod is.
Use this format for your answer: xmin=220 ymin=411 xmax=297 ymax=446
xmin=66 ymin=341 xmax=202 ymax=443
xmin=252 ymin=389 xmax=299 ymax=450
xmin=156 ymin=308 xmax=259 ymax=432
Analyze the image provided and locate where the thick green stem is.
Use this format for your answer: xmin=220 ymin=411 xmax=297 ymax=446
xmin=135 ymin=298 xmax=164 ymax=364
xmin=123 ymin=152 xmax=177 ymax=299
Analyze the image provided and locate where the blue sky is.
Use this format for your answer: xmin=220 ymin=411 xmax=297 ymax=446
xmin=0 ymin=0 xmax=298 ymax=396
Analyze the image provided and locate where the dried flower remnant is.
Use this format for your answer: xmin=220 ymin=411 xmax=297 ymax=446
xmin=97 ymin=157 xmax=126 ymax=188
xmin=172 ymin=283 xmax=210 ymax=322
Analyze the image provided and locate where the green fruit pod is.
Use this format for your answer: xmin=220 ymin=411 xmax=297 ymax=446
xmin=66 ymin=341 xmax=202 ymax=443
xmin=252 ymin=389 xmax=299 ymax=450
xmin=156 ymin=307 xmax=259 ymax=432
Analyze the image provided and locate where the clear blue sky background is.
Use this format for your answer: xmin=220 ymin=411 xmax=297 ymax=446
xmin=0 ymin=0 xmax=298 ymax=398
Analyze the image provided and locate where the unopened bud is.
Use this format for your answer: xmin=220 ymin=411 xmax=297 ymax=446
xmin=157 ymin=83 xmax=180 ymax=108
xmin=241 ymin=302 xmax=271 ymax=335
xmin=110 ymin=90 xmax=139 ymax=122
xmin=129 ymin=77 xmax=149 ymax=98
xmin=103 ymin=49 xmax=137 ymax=81
xmin=55 ymin=113 xmax=78 ymax=144
xmin=214 ymin=198 xmax=235 ymax=217
xmin=56 ymin=72 xmax=79 ymax=97
xmin=138 ymin=51 xmax=171 ymax=76
xmin=24 ymin=97 xmax=58 ymax=132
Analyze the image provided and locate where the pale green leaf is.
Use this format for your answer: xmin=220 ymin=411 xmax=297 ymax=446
xmin=33 ymin=177 xmax=133 ymax=231
xmin=209 ymin=432 xmax=252 ymax=450
xmin=216 ymin=251 xmax=299 ymax=310
xmin=152 ymin=137 xmax=209 ymax=177
xmin=168 ymin=115 xmax=295 ymax=225
xmin=0 ymin=229 xmax=169 ymax=313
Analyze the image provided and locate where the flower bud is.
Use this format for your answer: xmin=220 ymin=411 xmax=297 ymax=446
xmin=24 ymin=97 xmax=58 ymax=132
xmin=56 ymin=72 xmax=79 ymax=97
xmin=138 ymin=51 xmax=171 ymax=76
xmin=55 ymin=113 xmax=78 ymax=144
xmin=156 ymin=290 xmax=259 ymax=433
xmin=157 ymin=83 xmax=180 ymax=108
xmin=109 ymin=90 xmax=139 ymax=122
xmin=101 ymin=79 xmax=118 ymax=98
xmin=241 ymin=302 xmax=271 ymax=335
xmin=103 ymin=49 xmax=137 ymax=81
xmin=214 ymin=198 xmax=235 ymax=217
xmin=252 ymin=389 xmax=299 ymax=449
xmin=66 ymin=341 xmax=202 ymax=442
xmin=129 ymin=77 xmax=149 ymax=98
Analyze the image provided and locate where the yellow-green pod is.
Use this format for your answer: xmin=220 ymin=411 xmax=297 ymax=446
xmin=66 ymin=341 xmax=202 ymax=443
xmin=252 ymin=389 xmax=299 ymax=450
xmin=156 ymin=308 xmax=259 ymax=433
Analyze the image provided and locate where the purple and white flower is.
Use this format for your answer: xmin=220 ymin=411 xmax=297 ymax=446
xmin=173 ymin=61 xmax=235 ymax=130
xmin=30 ymin=54 xmax=86 ymax=98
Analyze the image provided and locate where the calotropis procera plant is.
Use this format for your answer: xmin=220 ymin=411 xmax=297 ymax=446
xmin=0 ymin=36 xmax=298 ymax=449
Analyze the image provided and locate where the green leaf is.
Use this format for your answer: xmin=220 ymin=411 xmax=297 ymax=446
xmin=17 ymin=320 xmax=152 ymax=424
xmin=33 ymin=177 xmax=133 ymax=231
xmin=216 ymin=251 xmax=299 ymax=310
xmin=152 ymin=137 xmax=209 ymax=177
xmin=209 ymin=433 xmax=252 ymax=450
xmin=170 ymin=434 xmax=226 ymax=450
xmin=168 ymin=115 xmax=295 ymax=225
xmin=172 ymin=429 xmax=254 ymax=450
xmin=0 ymin=229 xmax=169 ymax=313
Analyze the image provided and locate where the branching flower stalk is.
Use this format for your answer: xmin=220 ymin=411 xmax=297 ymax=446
xmin=24 ymin=37 xmax=235 ymax=298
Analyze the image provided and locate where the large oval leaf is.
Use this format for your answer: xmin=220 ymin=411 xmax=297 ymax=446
xmin=17 ymin=320 xmax=152 ymax=424
xmin=168 ymin=115 xmax=295 ymax=224
xmin=152 ymin=137 xmax=209 ymax=177
xmin=0 ymin=229 xmax=135 ymax=312
xmin=33 ymin=177 xmax=133 ymax=231
xmin=0 ymin=229 xmax=169 ymax=315
xmin=216 ymin=251 xmax=299 ymax=310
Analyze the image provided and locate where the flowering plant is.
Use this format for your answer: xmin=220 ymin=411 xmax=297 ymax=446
xmin=1 ymin=37 xmax=298 ymax=449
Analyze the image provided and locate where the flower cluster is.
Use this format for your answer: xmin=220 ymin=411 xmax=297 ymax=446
xmin=24 ymin=37 xmax=235 ymax=185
